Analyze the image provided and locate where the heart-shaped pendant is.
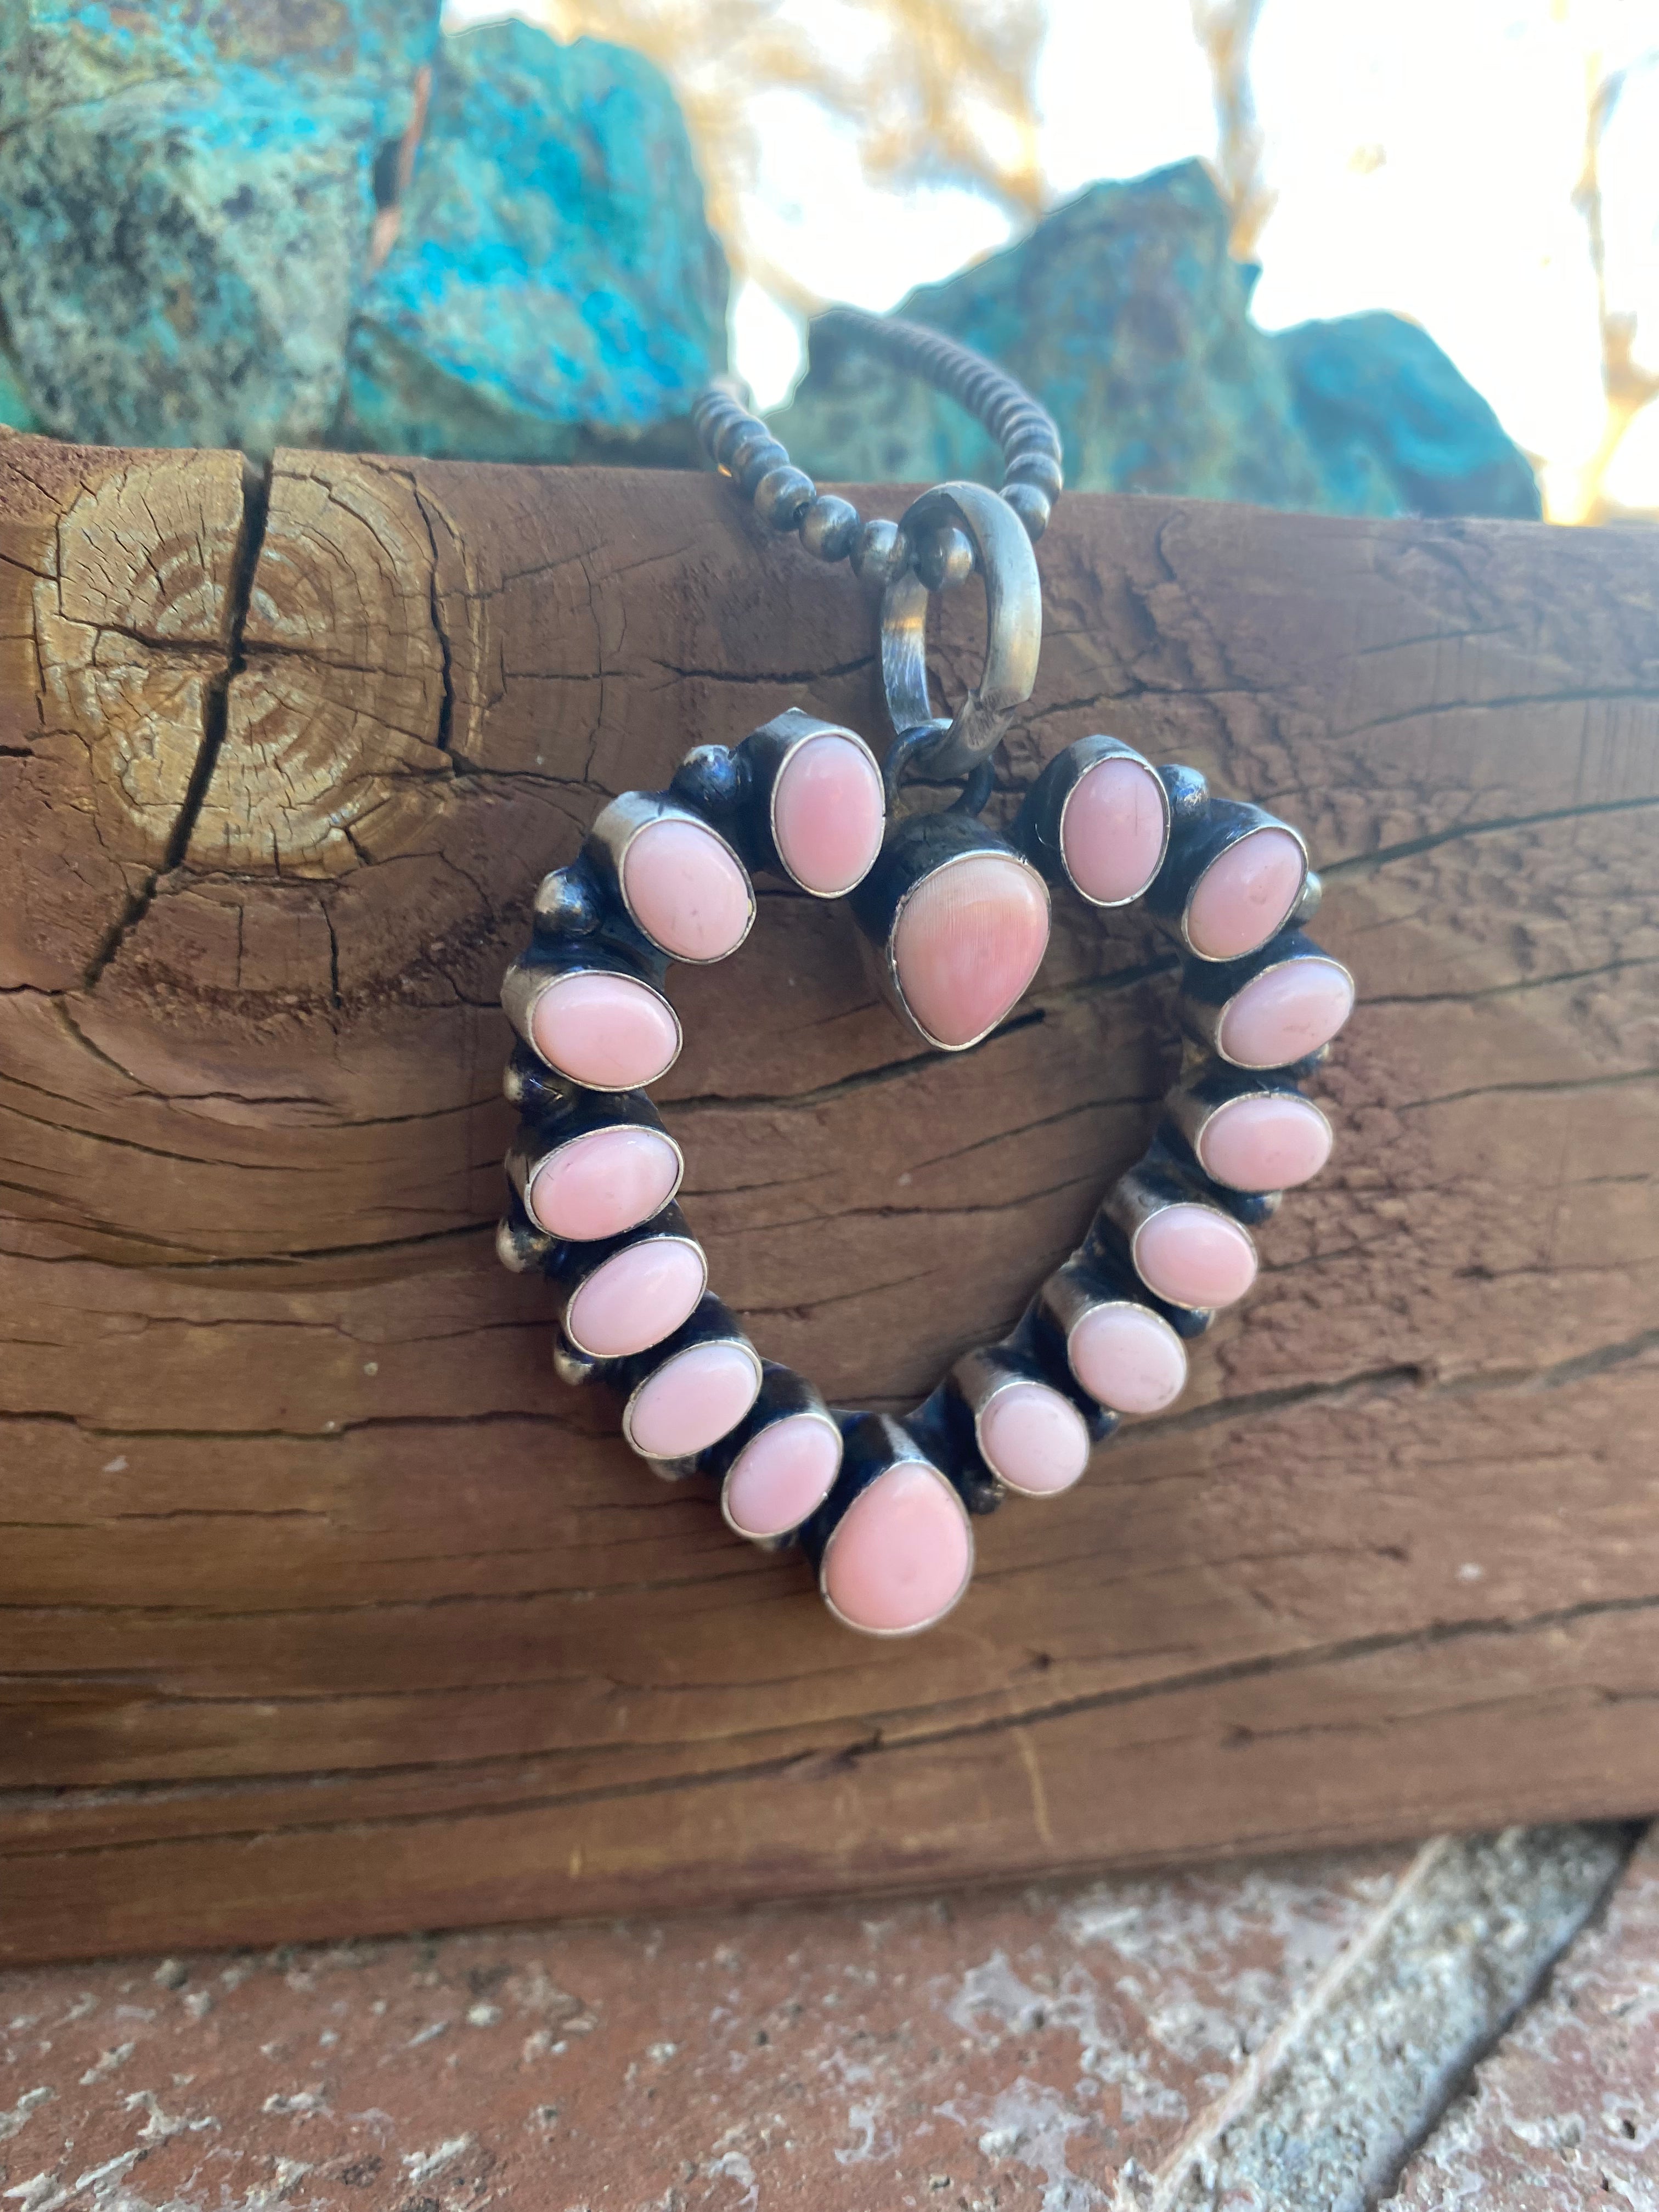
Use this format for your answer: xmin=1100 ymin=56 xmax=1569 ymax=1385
xmin=499 ymin=707 xmax=1349 ymax=1638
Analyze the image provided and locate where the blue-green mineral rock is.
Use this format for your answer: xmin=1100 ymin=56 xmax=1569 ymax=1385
xmin=340 ymin=18 xmax=728 ymax=462
xmin=769 ymin=160 xmax=1538 ymax=520
xmin=0 ymin=2 xmax=726 ymax=462
xmin=1276 ymin=309 xmax=1541 ymax=519
xmin=0 ymin=0 xmax=442 ymax=454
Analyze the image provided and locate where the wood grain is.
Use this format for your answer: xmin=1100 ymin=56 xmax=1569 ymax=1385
xmin=2 ymin=428 xmax=1656 ymax=1964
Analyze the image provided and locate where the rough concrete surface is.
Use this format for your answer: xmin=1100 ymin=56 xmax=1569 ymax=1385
xmin=1 ymin=1828 xmax=1651 ymax=2210
xmin=1384 ymin=1830 xmax=1659 ymax=2210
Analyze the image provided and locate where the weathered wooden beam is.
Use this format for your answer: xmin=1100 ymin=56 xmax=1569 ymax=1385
xmin=2 ymin=429 xmax=1656 ymax=1964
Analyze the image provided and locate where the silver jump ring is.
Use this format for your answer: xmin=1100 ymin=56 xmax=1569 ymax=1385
xmin=880 ymin=481 xmax=1043 ymax=784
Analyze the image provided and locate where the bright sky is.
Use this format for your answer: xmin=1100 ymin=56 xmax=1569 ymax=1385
xmin=452 ymin=0 xmax=1659 ymax=514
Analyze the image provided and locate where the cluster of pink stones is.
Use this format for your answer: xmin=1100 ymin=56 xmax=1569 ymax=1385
xmin=505 ymin=731 xmax=1352 ymax=1638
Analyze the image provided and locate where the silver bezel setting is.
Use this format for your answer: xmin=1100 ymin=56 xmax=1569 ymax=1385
xmin=590 ymin=791 xmax=757 ymax=965
xmin=1179 ymin=819 xmax=1312 ymax=960
xmin=562 ymin=1233 xmax=709 ymax=1361
xmin=718 ymin=1406 xmax=845 ymax=1543
xmin=621 ymin=1332 xmax=764 ymax=1463
xmin=1055 ymin=748 xmax=1173 ymax=910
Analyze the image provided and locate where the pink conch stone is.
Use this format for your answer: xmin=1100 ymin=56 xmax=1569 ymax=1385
xmin=528 ymin=1126 xmax=681 ymax=1240
xmin=892 ymin=854 xmax=1049 ymax=1048
xmin=724 ymin=1413 xmax=842 ymax=1539
xmin=773 ymin=733 xmax=885 ymax=896
xmin=1060 ymin=755 xmax=1167 ymax=904
xmin=1135 ymin=1204 xmax=1257 ymax=1310
xmin=628 ymin=1341 xmax=761 ymax=1460
xmin=1068 ymin=1302 xmax=1188 ymax=1415
xmin=530 ymin=971 xmax=680 ymax=1090
xmin=565 ymin=1238 xmax=706 ymax=1359
xmin=1187 ymin=828 xmax=1305 ymax=960
xmin=1218 ymin=957 xmax=1355 ymax=1068
xmin=622 ymin=818 xmax=752 ymax=962
xmin=1199 ymin=1093 xmax=1332 ymax=1193
xmin=821 ymin=1461 xmax=973 ymax=1635
xmin=979 ymin=1382 xmax=1091 ymax=1495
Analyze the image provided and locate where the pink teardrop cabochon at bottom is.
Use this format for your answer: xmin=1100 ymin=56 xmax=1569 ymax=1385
xmin=978 ymin=1382 xmax=1091 ymax=1494
xmin=1060 ymin=756 xmax=1168 ymax=904
xmin=530 ymin=971 xmax=680 ymax=1090
xmin=1135 ymin=1205 xmax=1258 ymax=1310
xmin=565 ymin=1238 xmax=707 ymax=1360
xmin=1067 ymin=1302 xmax=1188 ymax=1415
xmin=1186 ymin=828 xmax=1306 ymax=961
xmin=622 ymin=818 xmax=753 ymax=962
xmin=527 ymin=1126 xmax=682 ymax=1242
xmin=1218 ymin=958 xmax=1355 ymax=1068
xmin=772 ymin=733 xmax=885 ymax=896
xmin=1198 ymin=1093 xmax=1331 ymax=1193
xmin=723 ymin=1413 xmax=843 ymax=1539
xmin=892 ymin=854 xmax=1049 ymax=1048
xmin=820 ymin=1461 xmax=974 ymax=1635
xmin=627 ymin=1341 xmax=762 ymax=1460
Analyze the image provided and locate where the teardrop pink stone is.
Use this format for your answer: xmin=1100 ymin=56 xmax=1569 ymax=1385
xmin=1187 ymin=828 xmax=1305 ymax=960
xmin=1068 ymin=1303 xmax=1188 ymax=1415
xmin=622 ymin=818 xmax=752 ymax=962
xmin=1218 ymin=958 xmax=1355 ymax=1068
xmin=627 ymin=1341 xmax=761 ymax=1460
xmin=1060 ymin=755 xmax=1167 ymax=904
xmin=772 ymin=733 xmax=885 ymax=895
xmin=528 ymin=1126 xmax=681 ymax=1241
xmin=530 ymin=971 xmax=680 ymax=1090
xmin=821 ymin=1462 xmax=973 ymax=1635
xmin=979 ymin=1382 xmax=1091 ymax=1494
xmin=892 ymin=853 xmax=1049 ymax=1048
xmin=724 ymin=1413 xmax=842 ymax=1539
xmin=565 ymin=1238 xmax=706 ymax=1359
xmin=1135 ymin=1205 xmax=1257 ymax=1310
xmin=1199 ymin=1093 xmax=1332 ymax=1192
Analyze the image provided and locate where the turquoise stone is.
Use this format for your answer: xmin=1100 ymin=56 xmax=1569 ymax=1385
xmin=341 ymin=18 xmax=727 ymax=464
xmin=0 ymin=1 xmax=441 ymax=455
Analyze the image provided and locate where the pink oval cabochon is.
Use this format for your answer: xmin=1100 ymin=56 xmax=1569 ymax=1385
xmin=1060 ymin=755 xmax=1167 ymax=904
xmin=1186 ymin=828 xmax=1305 ymax=961
xmin=528 ymin=1125 xmax=681 ymax=1242
xmin=531 ymin=971 xmax=680 ymax=1090
xmin=821 ymin=1462 xmax=973 ymax=1634
xmin=566 ymin=1238 xmax=706 ymax=1359
xmin=772 ymin=734 xmax=885 ymax=896
xmin=1135 ymin=1205 xmax=1257 ymax=1310
xmin=1067 ymin=1304 xmax=1188 ymax=1414
xmin=1218 ymin=958 xmax=1355 ymax=1068
xmin=622 ymin=817 xmax=752 ymax=963
xmin=627 ymin=1342 xmax=761 ymax=1460
xmin=979 ymin=1382 xmax=1091 ymax=1494
xmin=1199 ymin=1093 xmax=1331 ymax=1192
xmin=724 ymin=1414 xmax=843 ymax=1538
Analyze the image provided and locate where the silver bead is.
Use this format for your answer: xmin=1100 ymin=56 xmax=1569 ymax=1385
xmin=850 ymin=517 xmax=909 ymax=590
xmin=1002 ymin=481 xmax=1052 ymax=543
xmin=1006 ymin=449 xmax=1064 ymax=501
xmin=913 ymin=522 xmax=975 ymax=593
xmin=753 ymin=464 xmax=817 ymax=533
xmin=533 ymin=864 xmax=601 ymax=935
xmin=799 ymin=493 xmax=860 ymax=563
xmin=715 ymin=411 xmax=764 ymax=469
xmin=1004 ymin=420 xmax=1060 ymax=461
xmin=737 ymin=438 xmax=791 ymax=499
